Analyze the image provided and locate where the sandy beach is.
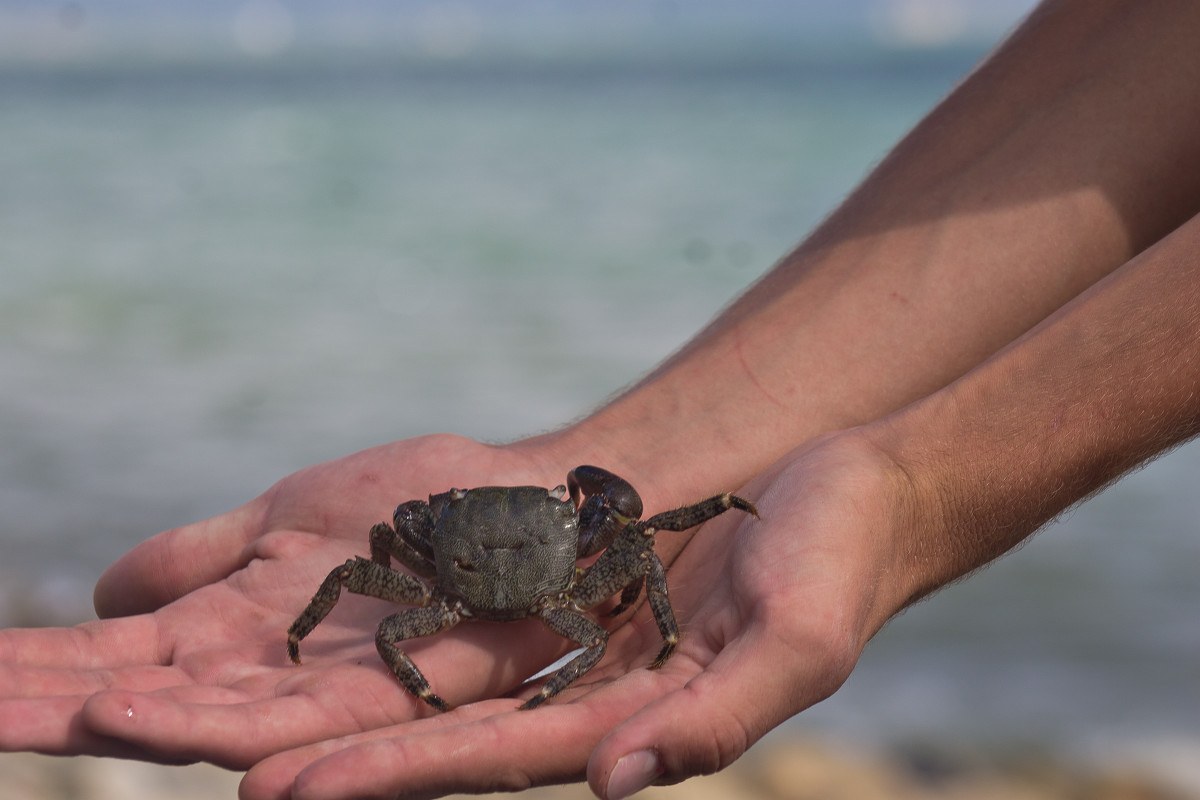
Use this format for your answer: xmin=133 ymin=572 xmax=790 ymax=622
xmin=4 ymin=735 xmax=1197 ymax=800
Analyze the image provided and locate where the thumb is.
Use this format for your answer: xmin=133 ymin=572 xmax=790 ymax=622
xmin=586 ymin=629 xmax=855 ymax=800
xmin=93 ymin=499 xmax=265 ymax=617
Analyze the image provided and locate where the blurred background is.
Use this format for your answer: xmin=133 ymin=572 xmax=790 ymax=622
xmin=1 ymin=0 xmax=1197 ymax=795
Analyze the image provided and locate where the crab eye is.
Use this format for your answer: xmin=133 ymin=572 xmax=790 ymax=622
xmin=452 ymin=558 xmax=477 ymax=573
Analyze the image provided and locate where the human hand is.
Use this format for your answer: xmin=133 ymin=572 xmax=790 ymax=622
xmin=236 ymin=433 xmax=911 ymax=800
xmin=0 ymin=433 xmax=589 ymax=763
xmin=92 ymin=433 xmax=561 ymax=618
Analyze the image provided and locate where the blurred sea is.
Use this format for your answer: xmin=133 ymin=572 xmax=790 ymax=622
xmin=1 ymin=0 xmax=1196 ymax=782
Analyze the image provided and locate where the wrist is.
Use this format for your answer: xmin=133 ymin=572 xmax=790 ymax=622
xmin=754 ymin=428 xmax=938 ymax=640
xmin=853 ymin=413 xmax=961 ymax=616
xmin=512 ymin=412 xmax=698 ymax=513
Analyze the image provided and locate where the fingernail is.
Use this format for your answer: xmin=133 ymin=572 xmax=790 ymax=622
xmin=606 ymin=749 xmax=662 ymax=800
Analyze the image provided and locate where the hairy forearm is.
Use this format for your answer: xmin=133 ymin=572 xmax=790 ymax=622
xmin=530 ymin=0 xmax=1200 ymax=506
xmin=870 ymin=210 xmax=1200 ymax=617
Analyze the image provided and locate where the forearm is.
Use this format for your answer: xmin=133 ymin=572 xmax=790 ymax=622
xmin=868 ymin=209 xmax=1200 ymax=620
xmin=528 ymin=0 xmax=1200 ymax=506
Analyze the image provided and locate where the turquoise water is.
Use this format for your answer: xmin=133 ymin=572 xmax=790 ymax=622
xmin=1 ymin=2 xmax=1197 ymax=769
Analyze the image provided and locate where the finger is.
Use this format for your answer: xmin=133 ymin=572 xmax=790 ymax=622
xmin=80 ymin=629 xmax=559 ymax=769
xmin=240 ymin=700 xmax=517 ymax=800
xmin=241 ymin=671 xmax=682 ymax=800
xmin=81 ymin=689 xmax=352 ymax=769
xmin=586 ymin=630 xmax=854 ymax=800
xmin=93 ymin=500 xmax=266 ymax=618
xmin=80 ymin=649 xmax=458 ymax=768
xmin=260 ymin=703 xmax=610 ymax=800
xmin=0 ymin=616 xmax=165 ymax=669
xmin=0 ymin=695 xmax=175 ymax=760
xmin=0 ymin=662 xmax=186 ymax=699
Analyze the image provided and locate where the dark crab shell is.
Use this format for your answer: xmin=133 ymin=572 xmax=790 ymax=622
xmin=430 ymin=486 xmax=579 ymax=620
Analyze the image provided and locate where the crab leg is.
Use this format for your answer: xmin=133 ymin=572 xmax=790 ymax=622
xmin=370 ymin=514 xmax=437 ymax=578
xmin=643 ymin=550 xmax=678 ymax=668
xmin=569 ymin=492 xmax=757 ymax=668
xmin=286 ymin=556 xmax=432 ymax=664
xmin=644 ymin=492 xmax=759 ymax=531
xmin=521 ymin=608 xmax=608 ymax=710
xmin=569 ymin=520 xmax=653 ymax=611
xmin=572 ymin=492 xmax=757 ymax=610
xmin=376 ymin=604 xmax=462 ymax=712
xmin=606 ymin=575 xmax=644 ymax=618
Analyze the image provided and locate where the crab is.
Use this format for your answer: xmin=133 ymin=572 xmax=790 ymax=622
xmin=286 ymin=465 xmax=758 ymax=711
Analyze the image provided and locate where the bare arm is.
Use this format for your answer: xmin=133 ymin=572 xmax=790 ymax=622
xmin=869 ymin=207 xmax=1200 ymax=620
xmin=536 ymin=0 xmax=1200 ymax=508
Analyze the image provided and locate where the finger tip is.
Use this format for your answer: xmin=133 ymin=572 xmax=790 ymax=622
xmin=82 ymin=690 xmax=186 ymax=749
xmin=283 ymin=747 xmax=384 ymax=800
xmin=93 ymin=560 xmax=147 ymax=618
xmin=240 ymin=757 xmax=296 ymax=800
xmin=83 ymin=689 xmax=186 ymax=754
xmin=596 ymin=748 xmax=663 ymax=800
xmin=93 ymin=540 xmax=178 ymax=617
xmin=80 ymin=688 xmax=137 ymax=731
xmin=586 ymin=712 xmax=664 ymax=798
xmin=95 ymin=503 xmax=266 ymax=618
xmin=241 ymin=730 xmax=394 ymax=800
